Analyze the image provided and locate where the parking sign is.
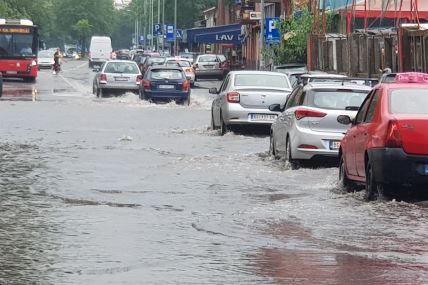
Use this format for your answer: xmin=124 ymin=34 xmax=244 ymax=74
xmin=154 ymin=23 xmax=161 ymax=36
xmin=265 ymin=17 xmax=280 ymax=44
xmin=166 ymin=24 xmax=175 ymax=42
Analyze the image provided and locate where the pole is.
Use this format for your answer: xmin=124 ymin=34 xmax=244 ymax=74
xmin=157 ymin=0 xmax=160 ymax=51
xmin=151 ymin=0 xmax=154 ymax=49
xmin=174 ymin=0 xmax=177 ymax=56
xmin=162 ymin=0 xmax=165 ymax=52
xmin=260 ymin=0 xmax=265 ymax=70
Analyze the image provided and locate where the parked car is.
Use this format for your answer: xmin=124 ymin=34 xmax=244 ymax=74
xmin=140 ymin=66 xmax=191 ymax=105
xmin=165 ymin=58 xmax=195 ymax=86
xmin=269 ymin=80 xmax=371 ymax=169
xmin=338 ymin=72 xmax=428 ymax=200
xmin=88 ymin=36 xmax=113 ymax=68
xmin=209 ymin=71 xmax=292 ymax=135
xmin=37 ymin=50 xmax=55 ymax=69
xmin=194 ymin=54 xmax=228 ymax=81
xmin=92 ymin=60 xmax=142 ymax=98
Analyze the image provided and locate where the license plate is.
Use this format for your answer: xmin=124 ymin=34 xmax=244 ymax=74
xmin=159 ymin=85 xmax=174 ymax=89
xmin=115 ymin=77 xmax=129 ymax=81
xmin=249 ymin=114 xmax=277 ymax=121
xmin=6 ymin=71 xmax=17 ymax=74
xmin=330 ymin=141 xmax=341 ymax=150
xmin=204 ymin=65 xmax=214 ymax=69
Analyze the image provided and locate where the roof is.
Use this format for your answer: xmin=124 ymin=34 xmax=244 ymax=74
xmin=306 ymin=82 xmax=373 ymax=91
xmin=228 ymin=70 xmax=289 ymax=76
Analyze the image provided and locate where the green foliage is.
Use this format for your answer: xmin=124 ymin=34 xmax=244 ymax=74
xmin=272 ymin=9 xmax=314 ymax=64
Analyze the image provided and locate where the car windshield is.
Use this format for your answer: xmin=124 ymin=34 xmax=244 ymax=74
xmin=104 ymin=62 xmax=139 ymax=74
xmin=308 ymin=89 xmax=368 ymax=110
xmin=289 ymin=74 xmax=301 ymax=87
xmin=234 ymin=74 xmax=290 ymax=89
xmin=150 ymin=69 xmax=184 ymax=80
xmin=276 ymin=65 xmax=307 ymax=73
xmin=38 ymin=50 xmax=54 ymax=58
xmin=165 ymin=60 xmax=190 ymax=67
xmin=390 ymin=88 xmax=428 ymax=114
xmin=199 ymin=55 xmax=217 ymax=62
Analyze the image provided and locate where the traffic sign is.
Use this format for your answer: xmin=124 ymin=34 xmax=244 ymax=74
xmin=265 ymin=17 xmax=281 ymax=44
xmin=176 ymin=29 xmax=183 ymax=40
xmin=139 ymin=35 xmax=144 ymax=44
xmin=166 ymin=24 xmax=175 ymax=42
xmin=154 ymin=23 xmax=161 ymax=36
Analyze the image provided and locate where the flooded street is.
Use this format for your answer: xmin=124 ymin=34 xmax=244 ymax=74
xmin=1 ymin=60 xmax=428 ymax=284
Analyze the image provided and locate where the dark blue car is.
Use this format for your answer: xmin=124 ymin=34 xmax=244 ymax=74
xmin=140 ymin=67 xmax=191 ymax=105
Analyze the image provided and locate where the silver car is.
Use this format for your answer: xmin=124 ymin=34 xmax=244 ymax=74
xmin=37 ymin=50 xmax=55 ymax=69
xmin=194 ymin=54 xmax=226 ymax=81
xmin=210 ymin=71 xmax=292 ymax=135
xmin=269 ymin=82 xmax=372 ymax=168
xmin=92 ymin=60 xmax=142 ymax=97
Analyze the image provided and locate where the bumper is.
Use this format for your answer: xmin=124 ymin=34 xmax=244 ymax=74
xmin=291 ymin=125 xmax=343 ymax=160
xmin=368 ymin=148 xmax=428 ymax=186
xmin=195 ymin=69 xmax=223 ymax=78
xmin=143 ymin=90 xmax=190 ymax=101
xmin=99 ymin=84 xmax=139 ymax=91
xmin=39 ymin=63 xmax=53 ymax=69
xmin=223 ymin=103 xmax=278 ymax=126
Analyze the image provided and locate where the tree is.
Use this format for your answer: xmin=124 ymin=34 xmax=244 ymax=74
xmin=271 ymin=9 xmax=314 ymax=64
xmin=73 ymin=19 xmax=92 ymax=55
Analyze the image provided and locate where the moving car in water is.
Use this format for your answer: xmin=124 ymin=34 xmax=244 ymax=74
xmin=140 ymin=66 xmax=190 ymax=105
xmin=338 ymin=72 xmax=428 ymax=200
xmin=165 ymin=58 xmax=195 ymax=86
xmin=92 ymin=60 xmax=142 ymax=98
xmin=209 ymin=71 xmax=292 ymax=135
xmin=193 ymin=54 xmax=228 ymax=81
xmin=37 ymin=49 xmax=55 ymax=69
xmin=269 ymin=79 xmax=371 ymax=169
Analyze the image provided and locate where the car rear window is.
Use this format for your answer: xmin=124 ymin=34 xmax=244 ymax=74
xmin=39 ymin=50 xmax=54 ymax=57
xmin=390 ymin=88 xmax=428 ymax=114
xmin=165 ymin=60 xmax=191 ymax=67
xmin=150 ymin=69 xmax=184 ymax=80
xmin=308 ymin=89 xmax=369 ymax=110
xmin=234 ymin=74 xmax=290 ymax=89
xmin=104 ymin=62 xmax=139 ymax=74
xmin=147 ymin=57 xmax=166 ymax=65
xmin=198 ymin=55 xmax=218 ymax=62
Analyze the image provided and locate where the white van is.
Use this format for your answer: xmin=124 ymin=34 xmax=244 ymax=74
xmin=89 ymin=36 xmax=112 ymax=68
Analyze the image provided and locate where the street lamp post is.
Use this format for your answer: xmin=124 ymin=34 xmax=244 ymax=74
xmin=174 ymin=0 xmax=177 ymax=55
xmin=162 ymin=0 xmax=165 ymax=53
xmin=157 ymin=0 xmax=160 ymax=51
xmin=260 ymin=0 xmax=265 ymax=70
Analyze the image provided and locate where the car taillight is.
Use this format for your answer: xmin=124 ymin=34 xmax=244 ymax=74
xmin=185 ymin=68 xmax=193 ymax=73
xmin=143 ymin=79 xmax=151 ymax=90
xmin=385 ymin=120 xmax=403 ymax=148
xmin=182 ymin=80 xmax=190 ymax=91
xmin=295 ymin=109 xmax=327 ymax=120
xmin=136 ymin=75 xmax=143 ymax=85
xmin=100 ymin=74 xmax=107 ymax=84
xmin=227 ymin=91 xmax=240 ymax=103
xmin=220 ymin=62 xmax=228 ymax=68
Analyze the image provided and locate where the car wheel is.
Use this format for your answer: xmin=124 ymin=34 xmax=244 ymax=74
xmin=220 ymin=112 xmax=229 ymax=136
xmin=269 ymin=134 xmax=279 ymax=159
xmin=183 ymin=96 xmax=190 ymax=106
xmin=338 ymin=156 xmax=352 ymax=192
xmin=210 ymin=110 xmax=217 ymax=130
xmin=365 ymin=162 xmax=385 ymax=201
xmin=139 ymin=90 xmax=145 ymax=100
xmin=92 ymin=84 xmax=96 ymax=95
xmin=97 ymin=87 xmax=103 ymax=98
xmin=286 ymin=138 xmax=299 ymax=170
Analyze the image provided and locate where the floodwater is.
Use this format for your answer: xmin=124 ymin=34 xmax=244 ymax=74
xmin=0 ymin=61 xmax=427 ymax=284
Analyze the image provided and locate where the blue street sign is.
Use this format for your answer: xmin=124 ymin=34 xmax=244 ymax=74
xmin=139 ymin=35 xmax=144 ymax=44
xmin=265 ymin=17 xmax=281 ymax=44
xmin=166 ymin=24 xmax=175 ymax=42
xmin=154 ymin=23 xmax=161 ymax=36
xmin=176 ymin=29 xmax=183 ymax=40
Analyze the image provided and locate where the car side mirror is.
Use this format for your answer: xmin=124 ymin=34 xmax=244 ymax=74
xmin=209 ymin=88 xmax=218 ymax=94
xmin=269 ymin=104 xmax=282 ymax=112
xmin=337 ymin=115 xmax=353 ymax=125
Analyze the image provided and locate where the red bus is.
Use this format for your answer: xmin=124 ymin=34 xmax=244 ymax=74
xmin=0 ymin=19 xmax=39 ymax=82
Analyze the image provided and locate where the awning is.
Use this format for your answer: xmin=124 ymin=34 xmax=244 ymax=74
xmin=186 ymin=24 xmax=243 ymax=45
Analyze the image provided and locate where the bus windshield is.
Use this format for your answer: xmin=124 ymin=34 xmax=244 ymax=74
xmin=0 ymin=32 xmax=36 ymax=58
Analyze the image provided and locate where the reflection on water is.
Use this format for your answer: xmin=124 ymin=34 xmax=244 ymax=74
xmin=0 ymin=143 xmax=59 ymax=284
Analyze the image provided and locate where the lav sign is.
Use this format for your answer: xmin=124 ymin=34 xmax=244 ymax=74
xmin=265 ymin=17 xmax=281 ymax=44
xmin=215 ymin=34 xmax=234 ymax=41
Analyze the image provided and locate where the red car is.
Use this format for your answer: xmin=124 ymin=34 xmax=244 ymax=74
xmin=338 ymin=72 xmax=428 ymax=200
